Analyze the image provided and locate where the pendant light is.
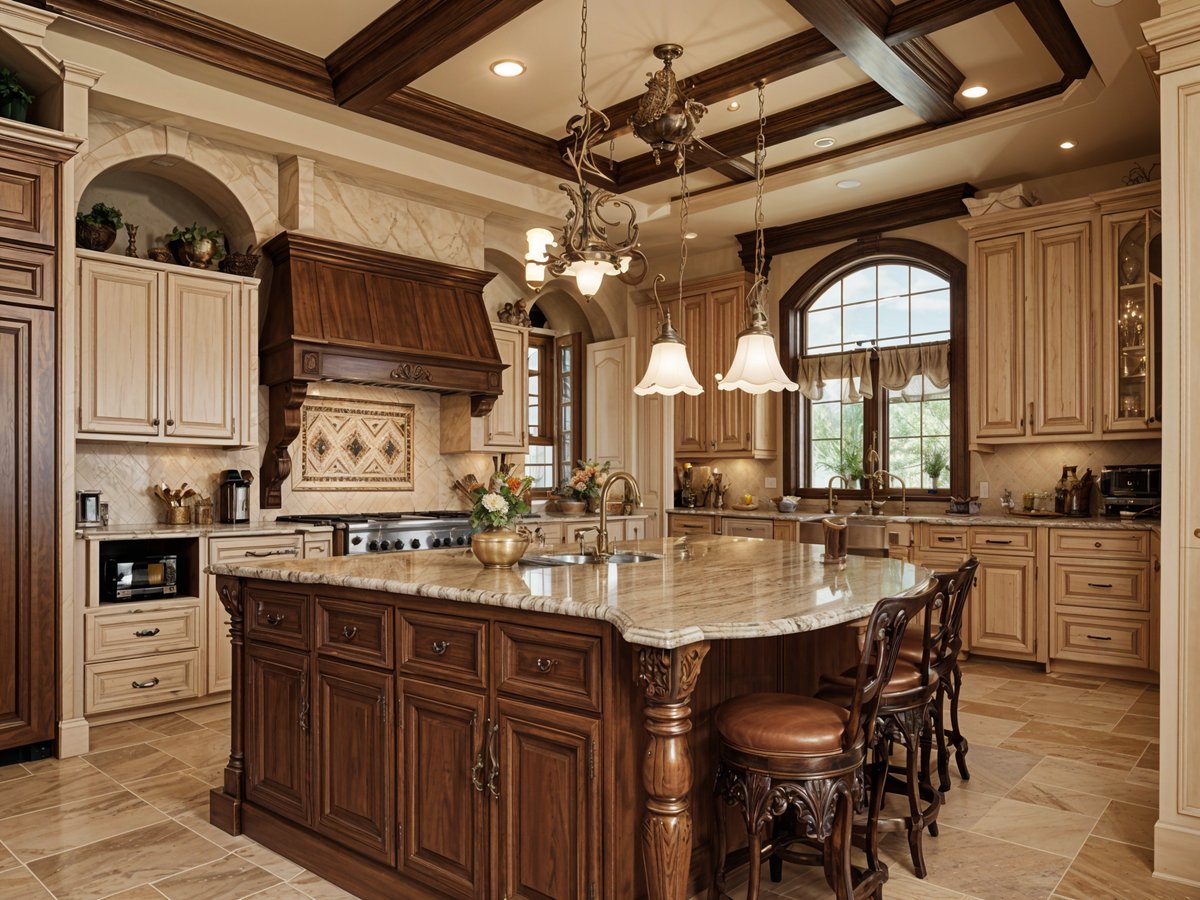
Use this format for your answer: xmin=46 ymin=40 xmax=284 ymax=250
xmin=718 ymin=84 xmax=799 ymax=395
xmin=634 ymin=157 xmax=703 ymax=396
xmin=523 ymin=0 xmax=644 ymax=299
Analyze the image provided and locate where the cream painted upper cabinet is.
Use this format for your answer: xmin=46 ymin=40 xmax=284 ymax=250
xmin=77 ymin=252 xmax=256 ymax=447
xmin=441 ymin=322 xmax=528 ymax=454
xmin=585 ymin=337 xmax=635 ymax=471
xmin=964 ymin=199 xmax=1097 ymax=444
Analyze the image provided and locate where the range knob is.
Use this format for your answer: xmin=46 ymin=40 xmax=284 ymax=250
xmin=368 ymin=540 xmax=380 ymax=552
xmin=456 ymin=535 xmax=466 ymax=546
xmin=410 ymin=538 xmax=421 ymax=549
xmin=379 ymin=540 xmax=391 ymax=551
xmin=431 ymin=537 xmax=442 ymax=548
xmin=351 ymin=535 xmax=363 ymax=546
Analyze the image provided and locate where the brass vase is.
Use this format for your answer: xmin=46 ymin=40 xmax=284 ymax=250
xmin=470 ymin=528 xmax=529 ymax=569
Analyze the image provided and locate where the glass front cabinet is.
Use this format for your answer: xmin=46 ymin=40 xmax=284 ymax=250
xmin=1100 ymin=185 xmax=1162 ymax=435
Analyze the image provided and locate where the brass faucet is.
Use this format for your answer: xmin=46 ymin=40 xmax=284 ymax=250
xmin=591 ymin=471 xmax=643 ymax=562
xmin=826 ymin=475 xmax=848 ymax=514
xmin=873 ymin=470 xmax=908 ymax=515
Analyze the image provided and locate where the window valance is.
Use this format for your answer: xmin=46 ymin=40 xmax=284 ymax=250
xmin=796 ymin=342 xmax=950 ymax=402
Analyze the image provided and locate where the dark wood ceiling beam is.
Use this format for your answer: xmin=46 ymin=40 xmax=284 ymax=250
xmin=328 ymin=0 xmax=544 ymax=113
xmin=38 ymin=0 xmax=333 ymax=101
xmin=734 ymin=183 xmax=976 ymax=264
xmin=1013 ymin=0 xmax=1093 ymax=80
xmin=783 ymin=0 xmax=963 ymax=123
xmin=884 ymin=0 xmax=1011 ymax=45
xmin=619 ymin=83 xmax=901 ymax=191
xmin=375 ymin=88 xmax=582 ymax=181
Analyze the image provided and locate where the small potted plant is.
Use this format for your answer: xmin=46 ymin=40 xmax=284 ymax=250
xmin=559 ymin=459 xmax=610 ymax=513
xmin=75 ymin=202 xmax=124 ymax=252
xmin=923 ymin=446 xmax=948 ymax=491
xmin=0 ymin=69 xmax=33 ymax=122
xmin=168 ymin=223 xmax=226 ymax=269
xmin=469 ymin=471 xmax=535 ymax=568
xmin=835 ymin=446 xmax=866 ymax=489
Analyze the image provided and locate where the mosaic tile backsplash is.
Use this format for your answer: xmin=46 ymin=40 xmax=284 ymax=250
xmin=75 ymin=384 xmax=489 ymax=526
xmin=298 ymin=396 xmax=415 ymax=492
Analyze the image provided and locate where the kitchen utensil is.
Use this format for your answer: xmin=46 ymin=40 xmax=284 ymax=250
xmin=822 ymin=517 xmax=848 ymax=564
xmin=76 ymin=490 xmax=104 ymax=527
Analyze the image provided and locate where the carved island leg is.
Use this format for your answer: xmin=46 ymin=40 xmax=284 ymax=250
xmin=210 ymin=576 xmax=246 ymax=834
xmin=638 ymin=641 xmax=710 ymax=900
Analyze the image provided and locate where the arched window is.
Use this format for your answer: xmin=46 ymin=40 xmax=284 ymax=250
xmin=779 ymin=239 xmax=966 ymax=496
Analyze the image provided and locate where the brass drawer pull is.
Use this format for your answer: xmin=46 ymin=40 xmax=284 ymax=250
xmin=432 ymin=640 xmax=450 ymax=656
xmin=486 ymin=720 xmax=500 ymax=800
xmin=131 ymin=677 xmax=160 ymax=689
xmin=535 ymin=657 xmax=558 ymax=674
xmin=1094 ymin=541 xmax=1103 ymax=548
xmin=985 ymin=539 xmax=1012 ymax=545
xmin=936 ymin=536 xmax=959 ymax=543
xmin=1087 ymin=583 xmax=1113 ymax=589
xmin=133 ymin=627 xmax=160 ymax=638
xmin=1086 ymin=634 xmax=1113 ymax=641
xmin=265 ymin=613 xmax=285 ymax=626
xmin=471 ymin=716 xmax=488 ymax=793
xmin=246 ymin=548 xmax=298 ymax=558
xmin=342 ymin=625 xmax=358 ymax=641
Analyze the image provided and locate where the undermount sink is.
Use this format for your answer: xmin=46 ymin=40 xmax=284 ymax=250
xmin=794 ymin=519 xmax=889 ymax=556
xmin=521 ymin=551 xmax=662 ymax=566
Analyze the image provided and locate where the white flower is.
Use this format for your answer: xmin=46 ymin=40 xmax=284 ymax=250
xmin=481 ymin=492 xmax=509 ymax=514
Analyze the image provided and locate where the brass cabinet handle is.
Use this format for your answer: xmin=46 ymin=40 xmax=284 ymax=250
xmin=1086 ymin=634 xmax=1113 ymax=641
xmin=151 ymin=417 xmax=160 ymax=427
xmin=471 ymin=716 xmax=487 ymax=793
xmin=166 ymin=417 xmax=175 ymax=428
xmin=1087 ymin=583 xmax=1114 ymax=589
xmin=937 ymin=536 xmax=958 ymax=543
xmin=486 ymin=720 xmax=500 ymax=799
xmin=1094 ymin=541 xmax=1103 ymax=548
xmin=247 ymin=548 xmax=298 ymax=557
xmin=1194 ymin=529 xmax=1200 ymax=539
xmin=133 ymin=627 xmax=160 ymax=638
xmin=342 ymin=625 xmax=358 ymax=641
xmin=535 ymin=658 xmax=558 ymax=674
xmin=265 ymin=613 xmax=285 ymax=626
xmin=298 ymin=671 xmax=309 ymax=732
xmin=985 ymin=539 xmax=1012 ymax=545
xmin=131 ymin=677 xmax=159 ymax=689
xmin=432 ymin=640 xmax=450 ymax=656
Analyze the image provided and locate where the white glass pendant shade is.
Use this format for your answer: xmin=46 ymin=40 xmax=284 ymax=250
xmin=634 ymin=339 xmax=703 ymax=396
xmin=525 ymin=261 xmax=546 ymax=286
xmin=619 ymin=255 xmax=632 ymax=274
xmin=525 ymin=227 xmax=556 ymax=261
xmin=569 ymin=260 xmax=612 ymax=297
xmin=718 ymin=330 xmax=799 ymax=394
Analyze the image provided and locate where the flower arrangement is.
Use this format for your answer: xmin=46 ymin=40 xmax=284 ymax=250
xmin=560 ymin=459 xmax=610 ymax=502
xmin=469 ymin=471 xmax=534 ymax=532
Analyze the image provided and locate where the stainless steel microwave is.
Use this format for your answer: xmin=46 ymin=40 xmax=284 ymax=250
xmin=101 ymin=554 xmax=178 ymax=602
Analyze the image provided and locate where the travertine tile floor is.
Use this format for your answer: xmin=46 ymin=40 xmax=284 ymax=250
xmin=0 ymin=659 xmax=1194 ymax=899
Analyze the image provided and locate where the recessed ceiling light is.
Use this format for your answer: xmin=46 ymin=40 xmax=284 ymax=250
xmin=1059 ymin=140 xmax=1077 ymax=150
xmin=813 ymin=136 xmax=836 ymax=149
xmin=684 ymin=231 xmax=698 ymax=240
xmin=490 ymin=59 xmax=526 ymax=78
xmin=836 ymin=179 xmax=861 ymax=189
xmin=961 ymin=85 xmax=989 ymax=99
xmin=727 ymin=100 xmax=740 ymax=111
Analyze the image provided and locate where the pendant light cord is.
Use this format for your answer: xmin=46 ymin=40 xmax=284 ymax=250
xmin=747 ymin=82 xmax=769 ymax=329
xmin=678 ymin=154 xmax=689 ymax=308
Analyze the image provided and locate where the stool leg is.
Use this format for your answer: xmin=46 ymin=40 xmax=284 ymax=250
xmin=746 ymin=827 xmax=763 ymax=900
xmin=897 ymin=715 xmax=928 ymax=878
xmin=830 ymin=781 xmax=856 ymax=900
xmin=710 ymin=792 xmax=729 ymax=900
xmin=933 ymin=680 xmax=952 ymax=793
xmin=949 ymin=663 xmax=970 ymax=781
xmin=923 ymin=710 xmax=940 ymax=838
xmin=863 ymin=745 xmax=888 ymax=879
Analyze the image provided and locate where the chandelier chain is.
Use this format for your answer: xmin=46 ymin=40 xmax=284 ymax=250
xmin=579 ymin=0 xmax=589 ymax=108
xmin=678 ymin=155 xmax=689 ymax=307
xmin=754 ymin=83 xmax=766 ymax=287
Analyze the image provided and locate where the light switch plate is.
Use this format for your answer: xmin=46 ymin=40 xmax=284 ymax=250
xmin=765 ymin=476 xmax=777 ymax=489
xmin=978 ymin=481 xmax=989 ymax=498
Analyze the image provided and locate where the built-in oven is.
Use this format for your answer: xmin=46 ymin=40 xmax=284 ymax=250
xmin=101 ymin=554 xmax=178 ymax=602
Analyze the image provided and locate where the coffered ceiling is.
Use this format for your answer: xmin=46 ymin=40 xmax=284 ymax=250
xmin=39 ymin=0 xmax=1160 ymax=253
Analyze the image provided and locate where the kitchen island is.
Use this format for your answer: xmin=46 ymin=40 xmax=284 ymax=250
xmin=208 ymin=536 xmax=931 ymax=900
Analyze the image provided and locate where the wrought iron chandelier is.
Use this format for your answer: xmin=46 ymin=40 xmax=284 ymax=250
xmin=524 ymin=0 xmax=645 ymax=299
xmin=718 ymin=84 xmax=799 ymax=394
xmin=630 ymin=44 xmax=707 ymax=171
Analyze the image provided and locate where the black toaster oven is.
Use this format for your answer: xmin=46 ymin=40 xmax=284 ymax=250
xmin=101 ymin=554 xmax=178 ymax=602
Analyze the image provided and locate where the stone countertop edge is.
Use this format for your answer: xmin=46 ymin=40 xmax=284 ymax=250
xmin=668 ymin=507 xmax=1159 ymax=531
xmin=208 ymin=538 xmax=934 ymax=650
xmin=77 ymin=521 xmax=335 ymax=541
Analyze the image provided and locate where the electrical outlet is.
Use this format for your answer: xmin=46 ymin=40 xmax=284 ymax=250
xmin=765 ymin=476 xmax=777 ymax=490
xmin=978 ymin=481 xmax=989 ymax=499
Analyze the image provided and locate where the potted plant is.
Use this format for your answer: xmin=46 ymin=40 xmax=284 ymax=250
xmin=0 ymin=69 xmax=33 ymax=122
xmin=559 ymin=459 xmax=610 ymax=513
xmin=168 ymin=223 xmax=226 ymax=269
xmin=835 ymin=446 xmax=866 ymax=489
xmin=75 ymin=202 xmax=124 ymax=252
xmin=468 ymin=471 xmax=535 ymax=568
xmin=923 ymin=446 xmax=948 ymax=491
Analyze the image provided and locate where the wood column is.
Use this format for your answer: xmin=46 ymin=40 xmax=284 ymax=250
xmin=637 ymin=642 xmax=710 ymax=900
xmin=211 ymin=575 xmax=246 ymax=834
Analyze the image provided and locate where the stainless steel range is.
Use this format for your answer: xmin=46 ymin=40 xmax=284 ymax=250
xmin=274 ymin=511 xmax=474 ymax=555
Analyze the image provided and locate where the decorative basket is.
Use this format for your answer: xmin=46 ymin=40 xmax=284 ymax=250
xmin=219 ymin=246 xmax=260 ymax=277
xmin=76 ymin=222 xmax=116 ymax=252
xmin=147 ymin=246 xmax=173 ymax=263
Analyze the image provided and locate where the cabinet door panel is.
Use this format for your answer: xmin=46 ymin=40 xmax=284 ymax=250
xmin=315 ymin=659 xmax=395 ymax=864
xmin=710 ymin=286 xmax=750 ymax=452
xmin=0 ymin=155 xmax=54 ymax=245
xmin=164 ymin=274 xmax=237 ymax=440
xmin=970 ymin=235 xmax=1026 ymax=438
xmin=673 ymin=292 xmax=708 ymax=454
xmin=398 ymin=679 xmax=487 ymax=899
xmin=968 ymin=555 xmax=1037 ymax=660
xmin=78 ymin=259 xmax=159 ymax=435
xmin=0 ymin=305 xmax=54 ymax=749
xmin=585 ymin=338 xmax=635 ymax=470
xmin=496 ymin=698 xmax=600 ymax=900
xmin=484 ymin=324 xmax=526 ymax=450
xmin=1030 ymin=222 xmax=1093 ymax=435
xmin=245 ymin=644 xmax=311 ymax=825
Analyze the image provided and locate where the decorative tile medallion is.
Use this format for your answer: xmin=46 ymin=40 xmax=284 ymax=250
xmin=297 ymin=396 xmax=414 ymax=491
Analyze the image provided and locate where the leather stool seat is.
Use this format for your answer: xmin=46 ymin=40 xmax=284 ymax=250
xmin=818 ymin=659 xmax=927 ymax=705
xmin=716 ymin=693 xmax=850 ymax=756
xmin=897 ymin=632 xmax=925 ymax=665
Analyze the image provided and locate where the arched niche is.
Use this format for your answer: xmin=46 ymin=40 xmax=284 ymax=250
xmin=482 ymin=246 xmax=609 ymax=342
xmin=78 ymin=156 xmax=258 ymax=259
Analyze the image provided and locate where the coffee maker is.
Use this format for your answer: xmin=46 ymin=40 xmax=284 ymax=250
xmin=218 ymin=470 xmax=253 ymax=523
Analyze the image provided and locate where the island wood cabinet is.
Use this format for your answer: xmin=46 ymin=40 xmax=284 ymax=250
xmin=635 ymin=272 xmax=776 ymax=459
xmin=441 ymin=322 xmax=528 ymax=454
xmin=77 ymin=251 xmax=256 ymax=446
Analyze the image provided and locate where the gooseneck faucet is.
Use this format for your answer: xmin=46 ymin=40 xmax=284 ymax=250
xmin=826 ymin=475 xmax=848 ymax=514
xmin=588 ymin=471 xmax=643 ymax=562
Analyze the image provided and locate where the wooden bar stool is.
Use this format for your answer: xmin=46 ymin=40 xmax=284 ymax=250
xmin=709 ymin=586 xmax=933 ymax=900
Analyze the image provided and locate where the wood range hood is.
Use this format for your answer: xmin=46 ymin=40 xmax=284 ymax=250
xmin=258 ymin=231 xmax=501 ymax=507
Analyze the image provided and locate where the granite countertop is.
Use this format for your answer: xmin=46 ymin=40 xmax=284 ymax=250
xmin=668 ymin=507 xmax=1159 ymax=531
xmin=77 ymin=521 xmax=335 ymax=541
xmin=209 ymin=535 xmax=931 ymax=649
